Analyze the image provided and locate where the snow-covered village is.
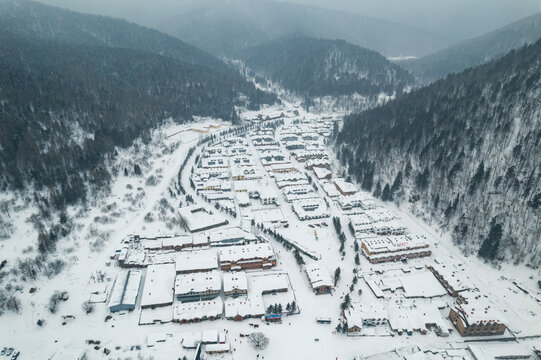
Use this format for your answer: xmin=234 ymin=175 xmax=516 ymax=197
xmin=2 ymin=1 xmax=541 ymax=359
xmin=1 ymin=98 xmax=541 ymax=360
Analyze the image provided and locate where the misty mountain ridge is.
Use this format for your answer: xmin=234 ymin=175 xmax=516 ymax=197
xmin=336 ymin=39 xmax=541 ymax=266
xmin=0 ymin=0 xmax=232 ymax=75
xmin=238 ymin=37 xmax=414 ymax=112
xmin=161 ymin=0 xmax=452 ymax=58
xmin=400 ymin=12 xmax=541 ymax=83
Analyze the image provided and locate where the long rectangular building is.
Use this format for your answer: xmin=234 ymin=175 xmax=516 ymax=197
xmin=141 ymin=263 xmax=175 ymax=309
xmin=175 ymin=250 xmax=218 ymax=274
xmin=361 ymin=235 xmax=431 ymax=264
xmin=175 ymin=270 xmax=221 ymax=302
xmin=108 ymin=270 xmax=142 ymax=313
xmin=173 ymin=298 xmax=224 ymax=324
xmin=218 ymin=243 xmax=276 ymax=271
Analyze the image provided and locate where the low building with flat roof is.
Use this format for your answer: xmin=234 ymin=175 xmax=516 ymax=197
xmin=219 ymin=243 xmax=276 ymax=271
xmin=449 ymin=291 xmax=507 ymax=337
xmin=141 ymin=264 xmax=175 ymax=309
xmin=175 ymin=270 xmax=221 ymax=302
xmin=173 ymin=298 xmax=223 ymax=324
xmin=223 ymin=272 xmax=248 ymax=297
xmin=304 ymin=263 xmax=333 ymax=295
xmin=108 ymin=270 xmax=142 ymax=313
xmin=361 ymin=235 xmax=431 ymax=264
xmin=178 ymin=205 xmax=229 ymax=233
xmin=175 ymin=250 xmax=218 ymax=274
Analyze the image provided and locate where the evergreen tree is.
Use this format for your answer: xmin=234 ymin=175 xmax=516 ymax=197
xmin=334 ymin=267 xmax=341 ymax=284
xmin=373 ymin=181 xmax=382 ymax=198
xmin=391 ymin=171 xmax=402 ymax=194
xmin=478 ymin=219 xmax=503 ymax=261
xmin=381 ymin=184 xmax=392 ymax=201
xmin=469 ymin=161 xmax=485 ymax=195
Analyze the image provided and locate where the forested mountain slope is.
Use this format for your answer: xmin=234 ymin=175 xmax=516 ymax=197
xmin=336 ymin=39 xmax=541 ymax=266
xmin=0 ymin=0 xmax=232 ymax=75
xmin=0 ymin=32 xmax=276 ymax=209
xmin=239 ymin=38 xmax=414 ymax=105
xmin=401 ymin=13 xmax=541 ymax=83
xmin=163 ymin=0 xmax=451 ymax=58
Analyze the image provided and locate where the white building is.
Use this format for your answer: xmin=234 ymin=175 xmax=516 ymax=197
xmin=141 ymin=264 xmax=176 ymax=309
xmin=175 ymin=250 xmax=218 ymax=274
xmin=175 ymin=270 xmax=221 ymax=302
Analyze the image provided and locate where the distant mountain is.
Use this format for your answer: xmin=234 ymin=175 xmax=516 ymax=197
xmin=239 ymin=38 xmax=414 ymax=111
xmin=336 ymin=39 xmax=541 ymax=266
xmin=0 ymin=0 xmax=229 ymax=74
xmin=400 ymin=13 xmax=541 ymax=83
xmin=0 ymin=31 xmax=276 ymax=211
xmin=162 ymin=0 xmax=451 ymax=58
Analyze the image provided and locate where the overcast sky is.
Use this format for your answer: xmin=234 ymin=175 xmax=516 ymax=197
xmin=39 ymin=0 xmax=541 ymax=40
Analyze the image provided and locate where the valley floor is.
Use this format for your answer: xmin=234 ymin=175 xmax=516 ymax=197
xmin=1 ymin=101 xmax=540 ymax=360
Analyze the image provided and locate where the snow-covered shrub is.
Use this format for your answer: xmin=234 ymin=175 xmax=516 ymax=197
xmin=0 ymin=290 xmax=21 ymax=315
xmin=145 ymin=175 xmax=158 ymax=186
xmin=48 ymin=290 xmax=68 ymax=313
xmin=44 ymin=259 xmax=66 ymax=278
xmin=82 ymin=300 xmax=95 ymax=314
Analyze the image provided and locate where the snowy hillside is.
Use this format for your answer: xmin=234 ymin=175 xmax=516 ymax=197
xmin=337 ymin=38 xmax=541 ymax=266
xmin=238 ymin=38 xmax=413 ymax=112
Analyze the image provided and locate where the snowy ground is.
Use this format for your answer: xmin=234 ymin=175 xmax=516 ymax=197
xmin=1 ymin=102 xmax=541 ymax=360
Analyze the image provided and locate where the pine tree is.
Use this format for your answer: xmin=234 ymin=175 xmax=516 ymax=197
xmin=478 ymin=219 xmax=502 ymax=261
xmin=334 ymin=267 xmax=341 ymax=284
xmin=373 ymin=181 xmax=382 ymax=198
xmin=469 ymin=161 xmax=485 ymax=195
xmin=381 ymin=184 xmax=392 ymax=201
xmin=391 ymin=171 xmax=402 ymax=194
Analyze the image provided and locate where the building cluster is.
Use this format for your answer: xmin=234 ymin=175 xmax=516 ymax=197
xmin=108 ymin=225 xmax=291 ymax=326
xmin=113 ymin=226 xmax=259 ymax=268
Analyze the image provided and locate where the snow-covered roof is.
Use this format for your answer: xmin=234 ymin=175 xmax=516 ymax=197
xmin=313 ymin=166 xmax=332 ymax=179
xmin=178 ymin=205 xmax=229 ymax=232
xmin=347 ymin=302 xmax=388 ymax=328
xmin=333 ymin=178 xmax=357 ymax=194
xmin=224 ymin=297 xmax=265 ymax=318
xmin=429 ymin=262 xmax=474 ymax=292
xmin=202 ymin=329 xmax=219 ymax=343
xmin=218 ymin=243 xmax=275 ymax=262
xmin=248 ymin=272 xmax=290 ymax=293
xmin=349 ymin=213 xmax=373 ymax=226
xmin=322 ymin=182 xmax=341 ymax=198
xmin=467 ymin=344 xmax=531 ymax=359
xmin=363 ymin=235 xmax=429 ymax=254
xmin=162 ymin=235 xmax=193 ymax=248
xmin=399 ymin=271 xmax=446 ymax=298
xmin=123 ymin=270 xmax=142 ymax=306
xmin=292 ymin=198 xmax=329 ymax=219
xmin=174 ymin=270 xmax=221 ymax=296
xmin=173 ymin=298 xmax=223 ymax=322
xmin=175 ymin=250 xmax=218 ymax=273
xmin=141 ymin=263 xmax=175 ymax=307
xmin=109 ymin=271 xmax=129 ymax=309
xmin=206 ymin=343 xmax=230 ymax=353
xmin=208 ymin=227 xmax=255 ymax=245
xmin=304 ymin=263 xmax=333 ymax=289
xmin=364 ymin=208 xmax=396 ymax=223
xmin=455 ymin=291 xmax=506 ymax=325
xmin=223 ymin=272 xmax=248 ymax=292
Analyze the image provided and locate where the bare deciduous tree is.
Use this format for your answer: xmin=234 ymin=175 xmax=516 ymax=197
xmin=248 ymin=332 xmax=269 ymax=350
